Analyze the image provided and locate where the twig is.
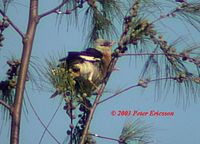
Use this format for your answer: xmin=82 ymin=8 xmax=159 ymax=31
xmin=0 ymin=99 xmax=11 ymax=111
xmin=39 ymin=0 xmax=68 ymax=19
xmin=0 ymin=9 xmax=24 ymax=38
xmin=79 ymin=58 xmax=119 ymax=144
xmin=90 ymin=133 xmax=152 ymax=144
xmin=98 ymin=84 xmax=139 ymax=105
xmin=120 ymin=52 xmax=184 ymax=57
xmin=151 ymin=9 xmax=177 ymax=24
xmin=38 ymin=100 xmax=62 ymax=144
xmin=26 ymin=94 xmax=61 ymax=144
xmin=98 ymin=77 xmax=175 ymax=105
xmin=89 ymin=133 xmax=123 ymax=143
xmin=121 ymin=50 xmax=200 ymax=68
xmin=120 ymin=52 xmax=166 ymax=56
xmin=79 ymin=0 xmax=135 ymax=140
xmin=79 ymin=1 xmax=178 ymax=143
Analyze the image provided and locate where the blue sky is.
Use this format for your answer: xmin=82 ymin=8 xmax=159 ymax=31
xmin=1 ymin=1 xmax=200 ymax=144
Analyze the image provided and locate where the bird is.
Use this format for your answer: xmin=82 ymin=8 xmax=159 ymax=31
xmin=50 ymin=39 xmax=115 ymax=98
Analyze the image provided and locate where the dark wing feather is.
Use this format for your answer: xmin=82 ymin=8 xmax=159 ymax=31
xmin=59 ymin=48 xmax=103 ymax=63
xmin=84 ymin=48 xmax=103 ymax=58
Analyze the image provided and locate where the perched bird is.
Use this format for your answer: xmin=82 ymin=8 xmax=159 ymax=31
xmin=50 ymin=39 xmax=115 ymax=98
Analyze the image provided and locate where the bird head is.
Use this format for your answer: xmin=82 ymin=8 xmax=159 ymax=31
xmin=94 ymin=39 xmax=115 ymax=53
xmin=94 ymin=39 xmax=115 ymax=75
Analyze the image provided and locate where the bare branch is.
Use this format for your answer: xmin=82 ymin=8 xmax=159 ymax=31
xmin=98 ymin=77 xmax=175 ymax=105
xmin=38 ymin=101 xmax=62 ymax=144
xmin=10 ymin=0 xmax=39 ymax=144
xmin=0 ymin=9 xmax=25 ymax=38
xmin=79 ymin=1 xmax=143 ymax=140
xmin=89 ymin=133 xmax=123 ymax=143
xmin=119 ymin=52 xmax=166 ymax=57
xmin=0 ymin=99 xmax=11 ymax=111
xmin=39 ymin=0 xmax=68 ymax=19
xmin=79 ymin=83 xmax=108 ymax=144
xmin=98 ymin=84 xmax=139 ymax=105
xmin=79 ymin=0 xmax=131 ymax=139
xmin=26 ymin=94 xmax=61 ymax=144
xmin=80 ymin=55 xmax=120 ymax=144
xmin=120 ymin=52 xmax=200 ymax=68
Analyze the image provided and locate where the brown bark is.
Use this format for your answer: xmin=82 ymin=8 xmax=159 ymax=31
xmin=10 ymin=0 xmax=39 ymax=144
xmin=0 ymin=99 xmax=11 ymax=110
xmin=79 ymin=58 xmax=118 ymax=144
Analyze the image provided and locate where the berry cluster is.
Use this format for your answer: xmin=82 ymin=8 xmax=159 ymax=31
xmin=114 ymin=0 xmax=142 ymax=55
xmin=62 ymin=0 xmax=86 ymax=15
xmin=64 ymin=96 xmax=95 ymax=143
xmin=6 ymin=60 xmax=21 ymax=80
xmin=0 ymin=59 xmax=20 ymax=98
xmin=0 ymin=17 xmax=9 ymax=47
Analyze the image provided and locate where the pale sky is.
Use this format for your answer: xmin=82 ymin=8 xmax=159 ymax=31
xmin=1 ymin=1 xmax=200 ymax=144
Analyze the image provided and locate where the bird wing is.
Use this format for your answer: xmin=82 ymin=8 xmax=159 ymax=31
xmin=59 ymin=48 xmax=103 ymax=63
xmin=84 ymin=48 xmax=103 ymax=58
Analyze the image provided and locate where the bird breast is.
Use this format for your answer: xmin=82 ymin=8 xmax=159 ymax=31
xmin=74 ymin=62 xmax=102 ymax=81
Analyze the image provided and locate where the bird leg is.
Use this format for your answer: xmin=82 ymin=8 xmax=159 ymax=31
xmin=88 ymin=72 xmax=99 ymax=91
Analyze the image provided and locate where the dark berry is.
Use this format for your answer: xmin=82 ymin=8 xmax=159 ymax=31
xmin=65 ymin=91 xmax=71 ymax=96
xmin=63 ymin=105 xmax=68 ymax=110
xmin=71 ymin=105 xmax=76 ymax=110
xmin=69 ymin=124 xmax=74 ymax=129
xmin=72 ymin=114 xmax=76 ymax=119
xmin=3 ymin=22 xmax=9 ymax=28
xmin=0 ymin=35 xmax=4 ymax=41
xmin=67 ymin=130 xmax=71 ymax=135
xmin=79 ymin=105 xmax=85 ymax=112
xmin=78 ymin=4 xmax=83 ymax=8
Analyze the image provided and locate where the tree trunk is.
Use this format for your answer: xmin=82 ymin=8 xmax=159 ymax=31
xmin=10 ymin=0 xmax=38 ymax=144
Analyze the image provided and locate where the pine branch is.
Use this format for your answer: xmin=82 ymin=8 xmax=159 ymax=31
xmin=120 ymin=52 xmax=166 ymax=56
xmin=26 ymin=94 xmax=61 ymax=144
xmin=98 ymin=77 xmax=175 ymax=105
xmin=119 ymin=119 xmax=152 ymax=144
xmin=79 ymin=1 xmax=141 ymax=143
xmin=39 ymin=0 xmax=69 ymax=19
xmin=89 ymin=133 xmax=123 ymax=143
xmin=0 ymin=99 xmax=11 ymax=111
xmin=38 ymin=101 xmax=62 ymax=144
xmin=0 ymin=9 xmax=24 ymax=38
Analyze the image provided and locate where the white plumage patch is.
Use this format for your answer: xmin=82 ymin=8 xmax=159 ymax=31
xmin=74 ymin=62 xmax=101 ymax=81
xmin=79 ymin=55 xmax=101 ymax=61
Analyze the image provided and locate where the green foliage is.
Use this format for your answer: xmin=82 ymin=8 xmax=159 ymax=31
xmin=111 ymin=0 xmax=200 ymax=107
xmin=58 ymin=0 xmax=125 ymax=45
xmin=175 ymin=1 xmax=200 ymax=32
xmin=0 ymin=59 xmax=20 ymax=117
xmin=46 ymin=60 xmax=76 ymax=96
xmin=45 ymin=58 xmax=96 ymax=100
xmin=85 ymin=0 xmax=125 ymax=45
xmin=119 ymin=119 xmax=151 ymax=144
xmin=0 ymin=17 xmax=9 ymax=48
